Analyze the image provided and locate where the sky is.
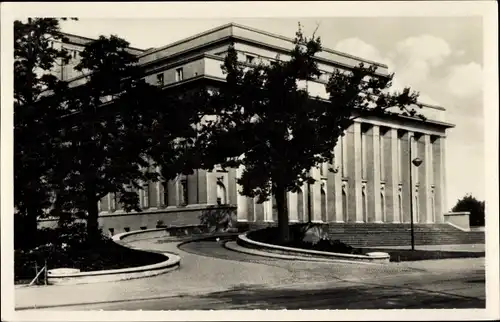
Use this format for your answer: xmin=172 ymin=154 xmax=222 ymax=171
xmin=58 ymin=17 xmax=485 ymax=209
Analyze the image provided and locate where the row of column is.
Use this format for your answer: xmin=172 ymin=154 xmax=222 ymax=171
xmin=236 ymin=121 xmax=448 ymax=224
xmin=99 ymin=168 xmax=237 ymax=213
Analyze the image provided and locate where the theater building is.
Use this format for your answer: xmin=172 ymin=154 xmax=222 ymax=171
xmin=42 ymin=23 xmax=455 ymax=235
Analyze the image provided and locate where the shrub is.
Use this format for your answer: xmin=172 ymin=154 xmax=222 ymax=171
xmin=199 ymin=206 xmax=237 ymax=232
xmin=247 ymin=224 xmax=362 ymax=255
xmin=14 ymin=222 xmax=165 ymax=283
xmin=451 ymin=194 xmax=485 ymax=227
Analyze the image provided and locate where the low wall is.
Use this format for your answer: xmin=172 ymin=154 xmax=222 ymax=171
xmin=38 ymin=204 xmax=237 ymax=236
xmin=46 ymin=229 xmax=181 ymax=286
xmin=237 ymin=233 xmax=389 ymax=264
xmin=444 ymin=212 xmax=471 ymax=231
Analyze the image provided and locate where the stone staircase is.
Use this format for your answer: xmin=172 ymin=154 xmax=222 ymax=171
xmin=326 ymin=223 xmax=485 ymax=247
xmin=245 ymin=222 xmax=485 ymax=247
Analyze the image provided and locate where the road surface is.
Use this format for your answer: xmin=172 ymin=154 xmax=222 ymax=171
xmin=20 ymin=238 xmax=485 ymax=310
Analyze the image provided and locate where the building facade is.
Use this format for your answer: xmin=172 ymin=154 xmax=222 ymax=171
xmin=43 ymin=23 xmax=455 ymax=234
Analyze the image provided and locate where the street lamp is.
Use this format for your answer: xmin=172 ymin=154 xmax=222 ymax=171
xmin=409 ymin=135 xmax=423 ymax=251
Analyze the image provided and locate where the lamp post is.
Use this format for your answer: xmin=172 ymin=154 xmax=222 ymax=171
xmin=409 ymin=135 xmax=423 ymax=251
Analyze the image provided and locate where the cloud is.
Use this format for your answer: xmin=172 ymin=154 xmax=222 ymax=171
xmin=388 ymin=35 xmax=452 ymax=92
xmin=446 ymin=62 xmax=483 ymax=98
xmin=393 ymin=35 xmax=452 ymax=67
xmin=334 ymin=38 xmax=386 ymax=64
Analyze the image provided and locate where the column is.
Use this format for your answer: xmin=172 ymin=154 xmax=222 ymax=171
xmin=310 ymin=167 xmax=323 ymax=222
xmin=197 ymin=169 xmax=208 ymax=204
xmin=227 ymin=168 xmax=238 ymax=205
xmin=206 ymin=171 xmax=218 ymax=205
xmin=385 ymin=128 xmax=400 ymax=223
xmin=187 ymin=172 xmax=198 ymax=205
xmin=236 ymin=165 xmax=248 ymax=221
xmin=247 ymin=196 xmax=255 ymax=222
xmin=411 ymin=133 xmax=418 ymax=222
xmin=100 ymin=195 xmax=109 ymax=213
xmin=155 ymin=167 xmax=162 ymax=208
xmin=346 ymin=122 xmax=363 ymax=222
xmin=366 ymin=125 xmax=382 ymax=223
xmin=400 ymin=131 xmax=412 ymax=223
xmin=262 ymin=197 xmax=273 ymax=222
xmin=254 ymin=197 xmax=265 ymax=222
xmin=419 ymin=134 xmax=432 ymax=223
xmin=167 ymin=179 xmax=178 ymax=207
xmin=441 ymin=136 xmax=448 ymax=216
xmin=332 ymin=142 xmax=344 ymax=222
xmin=432 ymin=137 xmax=443 ymax=223
xmin=288 ymin=191 xmax=298 ymax=222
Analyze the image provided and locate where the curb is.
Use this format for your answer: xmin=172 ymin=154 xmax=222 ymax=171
xmin=44 ymin=229 xmax=182 ymax=286
xmin=224 ymin=241 xmax=385 ymax=266
xmin=237 ymin=233 xmax=390 ymax=264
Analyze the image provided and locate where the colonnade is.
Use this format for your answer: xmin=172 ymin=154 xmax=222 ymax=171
xmin=236 ymin=120 xmax=448 ymax=224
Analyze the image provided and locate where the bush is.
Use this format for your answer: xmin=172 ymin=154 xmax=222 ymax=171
xmin=451 ymin=194 xmax=485 ymax=227
xmin=14 ymin=222 xmax=165 ymax=283
xmin=199 ymin=206 xmax=237 ymax=232
xmin=247 ymin=224 xmax=362 ymax=255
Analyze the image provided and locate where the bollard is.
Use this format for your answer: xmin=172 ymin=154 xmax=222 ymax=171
xmin=44 ymin=260 xmax=48 ymax=285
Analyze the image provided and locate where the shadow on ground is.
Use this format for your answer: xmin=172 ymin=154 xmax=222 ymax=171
xmin=196 ymin=282 xmax=486 ymax=310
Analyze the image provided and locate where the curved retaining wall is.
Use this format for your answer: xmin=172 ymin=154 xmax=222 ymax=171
xmin=237 ymin=233 xmax=390 ymax=264
xmin=46 ymin=229 xmax=181 ymax=286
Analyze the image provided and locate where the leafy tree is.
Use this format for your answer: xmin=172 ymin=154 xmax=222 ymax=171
xmin=198 ymin=24 xmax=422 ymax=243
xmin=49 ymin=35 xmax=162 ymax=242
xmin=451 ymin=194 xmax=485 ymax=227
xmin=52 ymin=35 xmax=208 ymax=243
xmin=14 ymin=18 xmax=76 ymax=248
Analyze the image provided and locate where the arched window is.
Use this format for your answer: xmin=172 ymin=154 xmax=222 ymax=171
xmin=110 ymin=193 xmax=117 ymax=212
xmin=216 ymin=181 xmax=227 ymax=205
xmin=297 ymin=188 xmax=304 ymax=222
xmin=320 ymin=187 xmax=327 ymax=222
xmin=162 ymin=181 xmax=169 ymax=207
xmin=179 ymin=178 xmax=188 ymax=206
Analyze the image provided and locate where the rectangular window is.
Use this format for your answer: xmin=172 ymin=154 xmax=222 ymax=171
xmin=246 ymin=55 xmax=255 ymax=64
xmin=175 ymin=68 xmax=184 ymax=82
xmin=179 ymin=179 xmax=188 ymax=205
xmin=156 ymin=73 xmax=164 ymax=86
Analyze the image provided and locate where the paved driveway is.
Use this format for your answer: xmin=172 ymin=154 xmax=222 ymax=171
xmin=15 ymin=238 xmax=485 ymax=310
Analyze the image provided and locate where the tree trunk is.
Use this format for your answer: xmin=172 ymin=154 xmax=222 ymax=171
xmin=274 ymin=184 xmax=290 ymax=244
xmin=85 ymin=186 xmax=100 ymax=244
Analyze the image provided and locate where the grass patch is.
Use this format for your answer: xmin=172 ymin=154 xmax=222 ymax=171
xmin=361 ymin=248 xmax=485 ymax=262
